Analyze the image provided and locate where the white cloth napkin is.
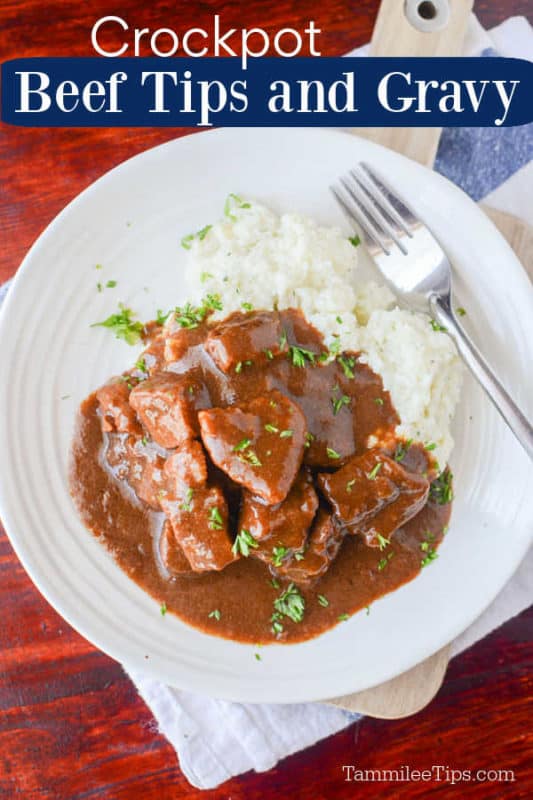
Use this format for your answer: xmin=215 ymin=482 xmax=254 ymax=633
xmin=1 ymin=14 xmax=531 ymax=792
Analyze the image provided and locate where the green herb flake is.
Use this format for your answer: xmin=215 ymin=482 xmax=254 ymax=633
xmin=181 ymin=233 xmax=195 ymax=250
xmin=233 ymin=437 xmax=252 ymax=452
xmin=365 ymin=606 xmax=371 ymax=616
xmin=272 ymin=546 xmax=289 ymax=568
xmin=376 ymin=534 xmax=390 ymax=551
xmin=264 ymin=423 xmax=279 ymax=434
xmin=180 ymin=488 xmax=194 ymax=512
xmin=374 ymin=397 xmax=384 ymax=406
xmin=264 ymin=348 xmax=274 ymax=360
xmin=429 ymin=469 xmax=454 ymax=505
xmin=366 ymin=462 xmax=382 ymax=481
xmin=241 ymin=302 xmax=253 ymax=311
xmin=421 ymin=548 xmax=439 ymax=568
xmin=224 ymin=193 xmax=251 ymax=220
xmin=304 ymin=432 xmax=315 ymax=448
xmin=156 ymin=309 xmax=171 ymax=325
xmin=456 ymin=307 xmax=467 ymax=317
xmin=91 ymin=304 xmax=144 ymax=346
xmin=279 ymin=429 xmax=293 ymax=439
xmin=346 ymin=478 xmax=356 ymax=493
xmin=95 ymin=263 xmax=103 ymax=270
xmin=393 ymin=439 xmax=413 ymax=463
xmin=208 ymin=506 xmax=224 ymax=530
xmin=289 ymin=345 xmax=316 ymax=368
xmin=425 ymin=442 xmax=437 ymax=451
xmin=270 ymin=578 xmax=280 ymax=589
xmin=232 ymin=528 xmax=259 ymax=557
xmin=135 ymin=357 xmax=148 ymax=373
xmin=200 ymin=271 xmax=214 ymax=283
xmin=141 ymin=436 xmax=149 ymax=447
xmin=238 ymin=450 xmax=262 ymax=467
xmin=255 ymin=653 xmax=262 ymax=661
xmin=337 ymin=355 xmax=356 ymax=379
xmin=273 ymin=583 xmax=305 ymax=624
xmin=332 ymin=393 xmax=350 ymax=416
xmin=106 ymin=280 xmax=117 ymax=288
xmin=349 ymin=235 xmax=361 ymax=247
xmin=279 ymin=330 xmax=288 ymax=350
xmin=160 ymin=603 xmax=167 ymax=616
xmin=317 ymin=594 xmax=329 ymax=607
xmin=208 ymin=609 xmax=221 ymax=621
xmin=430 ymin=318 xmax=447 ymax=333
xmin=96 ymin=282 xmax=103 ymax=293
xmin=197 ymin=224 xmax=212 ymax=241
xmin=327 ymin=447 xmax=341 ymax=460
xmin=336 ymin=316 xmax=343 ymax=324
xmin=338 ymin=613 xmax=350 ymax=622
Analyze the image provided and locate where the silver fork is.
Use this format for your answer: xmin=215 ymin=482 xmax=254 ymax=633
xmin=332 ymin=163 xmax=533 ymax=461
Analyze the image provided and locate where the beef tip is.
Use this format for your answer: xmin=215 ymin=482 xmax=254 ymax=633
xmin=159 ymin=520 xmax=194 ymax=575
xmin=279 ymin=308 xmax=326 ymax=356
xmin=105 ymin=434 xmax=166 ymax=509
xmin=277 ymin=511 xmax=344 ymax=585
xmin=136 ymin=335 xmax=166 ymax=376
xmin=160 ymin=485 xmax=237 ymax=572
xmin=96 ymin=378 xmax=141 ymax=434
xmin=239 ymin=470 xmax=318 ymax=573
xmin=129 ymin=372 xmax=206 ymax=448
xmin=163 ymin=440 xmax=208 ymax=496
xmin=317 ymin=449 xmax=429 ymax=546
xmin=198 ymin=390 xmax=306 ymax=504
xmin=164 ymin=325 xmax=207 ymax=364
xmin=205 ymin=311 xmax=288 ymax=373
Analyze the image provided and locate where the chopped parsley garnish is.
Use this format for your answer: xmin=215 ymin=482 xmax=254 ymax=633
xmin=106 ymin=280 xmax=117 ymax=288
xmin=421 ymin=543 xmax=439 ymax=567
xmin=327 ymin=447 xmax=341 ymax=460
xmin=317 ymin=594 xmax=329 ymax=607
xmin=273 ymin=583 xmax=305 ymax=624
xmin=255 ymin=653 xmax=262 ymax=661
xmin=393 ymin=439 xmax=413 ymax=463
xmin=289 ymin=345 xmax=316 ymax=368
xmin=337 ymin=355 xmax=356 ymax=379
xmin=304 ymin=432 xmax=315 ymax=448
xmin=271 ymin=614 xmax=284 ymax=635
xmin=346 ymin=478 xmax=356 ymax=493
xmin=197 ymin=224 xmax=212 ymax=241
xmin=233 ymin=437 xmax=252 ymax=452
xmin=429 ymin=469 xmax=453 ymax=505
xmin=294 ymin=551 xmax=305 ymax=561
xmin=208 ymin=609 xmax=221 ymax=620
xmin=181 ymin=233 xmax=195 ymax=250
xmin=376 ymin=534 xmax=390 ymax=551
xmin=235 ymin=361 xmax=243 ymax=373
xmin=180 ymin=488 xmax=194 ymax=512
xmin=425 ymin=442 xmax=437 ymax=451
xmin=279 ymin=330 xmax=288 ymax=350
xmin=156 ymin=309 xmax=171 ymax=325
xmin=160 ymin=603 xmax=167 ymax=616
xmin=181 ymin=224 xmax=212 ymax=250
xmin=328 ymin=338 xmax=341 ymax=357
xmin=348 ymin=235 xmax=361 ymax=247
xmin=96 ymin=282 xmax=103 ymax=292
xmin=135 ymin=357 xmax=148 ymax=373
xmin=91 ymin=304 xmax=144 ymax=345
xmin=336 ymin=315 xmax=343 ymax=324
xmin=200 ymin=271 xmax=214 ymax=283
xmin=241 ymin=302 xmax=253 ymax=311
xmin=377 ymin=552 xmax=395 ymax=571
xmin=95 ymin=263 xmax=103 ymax=270
xmin=332 ymin=393 xmax=350 ymax=416
xmin=264 ymin=348 xmax=274 ymax=360
xmin=224 ymin=193 xmax=251 ymax=221
xmin=367 ymin=462 xmax=382 ymax=480
xmin=338 ymin=613 xmax=350 ymax=621
xmin=279 ymin=429 xmax=293 ymax=439
xmin=430 ymin=318 xmax=447 ymax=332
xmin=270 ymin=578 xmax=280 ymax=589
xmin=374 ymin=397 xmax=384 ymax=406
xmin=208 ymin=507 xmax=224 ymax=530
xmin=366 ymin=606 xmax=371 ymax=616
xmin=264 ymin=423 xmax=279 ymax=434
xmin=239 ymin=449 xmax=262 ymax=467
xmin=232 ymin=528 xmax=259 ymax=557
xmin=174 ymin=294 xmax=223 ymax=329
xmin=141 ymin=436 xmax=149 ymax=446
xmin=272 ymin=546 xmax=289 ymax=567
xmin=456 ymin=307 xmax=467 ymax=316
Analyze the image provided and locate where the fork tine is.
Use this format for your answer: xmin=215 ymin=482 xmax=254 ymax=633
xmin=331 ymin=185 xmax=391 ymax=255
xmin=360 ymin=162 xmax=417 ymax=234
xmin=348 ymin=169 xmax=409 ymax=256
xmin=339 ymin=176 xmax=396 ymax=255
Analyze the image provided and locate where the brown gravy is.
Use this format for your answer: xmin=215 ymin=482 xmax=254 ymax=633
xmin=70 ymin=307 xmax=451 ymax=644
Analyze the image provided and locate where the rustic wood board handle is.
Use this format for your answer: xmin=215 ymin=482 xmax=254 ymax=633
xmin=355 ymin=0 xmax=474 ymax=167
xmin=327 ymin=206 xmax=533 ymax=718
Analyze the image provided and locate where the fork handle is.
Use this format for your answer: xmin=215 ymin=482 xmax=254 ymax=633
xmin=429 ymin=295 xmax=533 ymax=461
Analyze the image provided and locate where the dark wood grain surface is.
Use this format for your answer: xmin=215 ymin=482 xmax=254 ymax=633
xmin=0 ymin=1 xmax=532 ymax=798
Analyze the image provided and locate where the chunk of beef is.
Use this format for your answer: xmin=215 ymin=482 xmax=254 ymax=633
xmin=96 ymin=378 xmax=140 ymax=434
xmin=277 ymin=511 xmax=344 ymax=585
xmin=198 ymin=390 xmax=306 ymax=504
xmin=163 ymin=440 xmax=208 ymax=497
xmin=205 ymin=311 xmax=288 ymax=373
xmin=105 ymin=434 xmax=166 ymax=509
xmin=317 ymin=449 xmax=429 ymax=546
xmin=129 ymin=372 xmax=205 ymax=448
xmin=137 ymin=335 xmax=166 ymax=376
xmin=164 ymin=325 xmax=207 ymax=364
xmin=159 ymin=520 xmax=194 ymax=575
xmin=240 ymin=471 xmax=318 ymax=571
xmin=160 ymin=485 xmax=237 ymax=572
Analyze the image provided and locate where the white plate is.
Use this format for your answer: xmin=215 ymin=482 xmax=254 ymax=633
xmin=0 ymin=128 xmax=532 ymax=704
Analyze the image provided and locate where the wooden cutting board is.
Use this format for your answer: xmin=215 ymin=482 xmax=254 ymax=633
xmin=327 ymin=0 xmax=532 ymax=718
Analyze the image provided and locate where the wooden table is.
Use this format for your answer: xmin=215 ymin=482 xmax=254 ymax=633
xmin=1 ymin=2 xmax=531 ymax=797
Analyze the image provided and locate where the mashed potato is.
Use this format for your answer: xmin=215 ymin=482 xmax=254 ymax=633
xmin=185 ymin=195 xmax=462 ymax=469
